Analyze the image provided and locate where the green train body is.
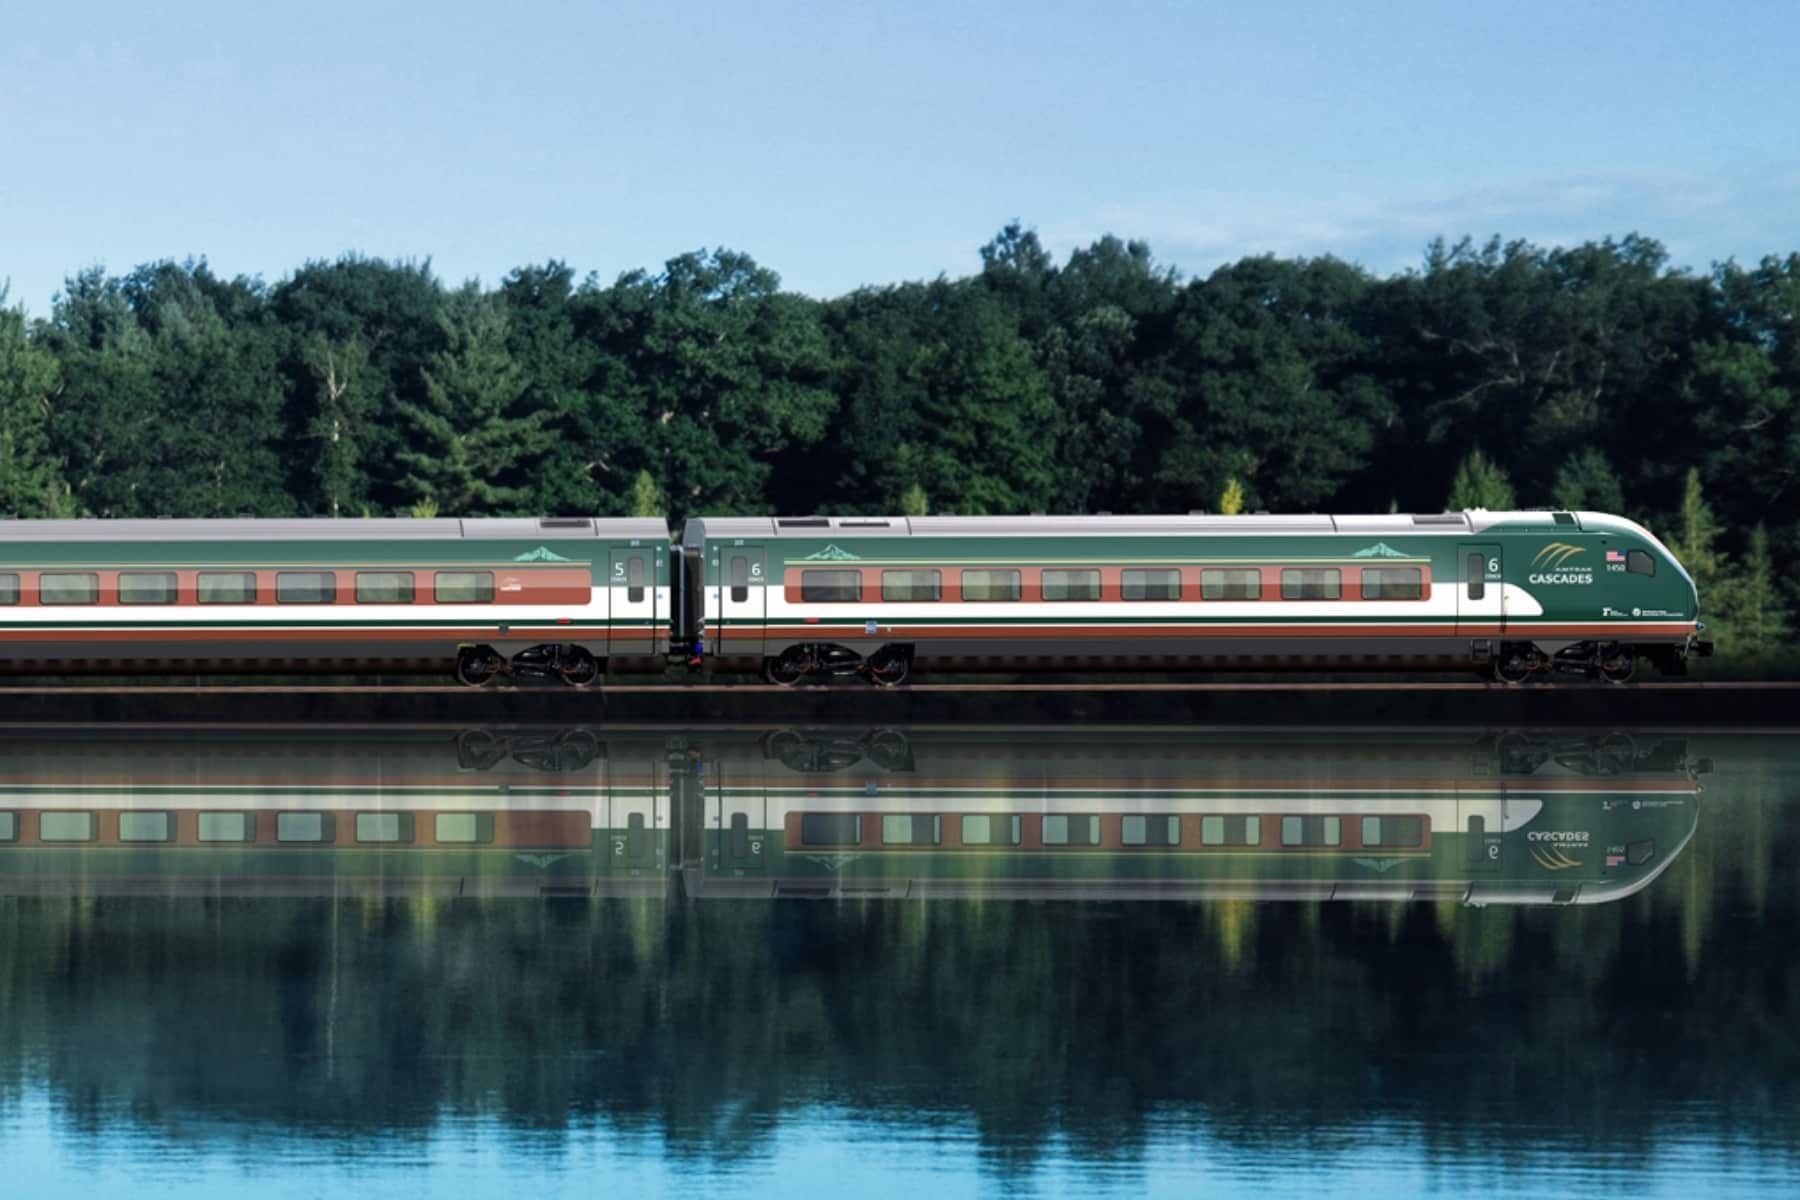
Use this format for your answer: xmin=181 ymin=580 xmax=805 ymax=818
xmin=684 ymin=510 xmax=1705 ymax=683
xmin=0 ymin=516 xmax=669 ymax=684
xmin=688 ymin=729 xmax=1704 ymax=905
xmin=0 ymin=508 xmax=1703 ymax=684
xmin=0 ymin=727 xmax=1703 ymax=906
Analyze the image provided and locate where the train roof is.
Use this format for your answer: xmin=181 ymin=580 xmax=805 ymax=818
xmin=684 ymin=510 xmax=1613 ymax=540
xmin=0 ymin=517 xmax=671 ymax=542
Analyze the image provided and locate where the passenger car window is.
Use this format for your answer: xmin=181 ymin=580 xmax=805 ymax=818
xmin=0 ymin=573 xmax=16 ymax=605
xmin=355 ymin=572 xmax=415 ymax=603
xmin=1466 ymin=554 xmax=1486 ymax=601
xmin=801 ymin=570 xmax=862 ymax=602
xmin=882 ymin=570 xmax=941 ymax=602
xmin=960 ymin=569 xmax=1021 ymax=601
xmin=434 ymin=571 xmax=494 ymax=603
xmin=1281 ymin=568 xmax=1341 ymax=601
xmin=1361 ymin=567 xmax=1423 ymax=600
xmin=1041 ymin=569 xmax=1100 ymax=601
xmin=118 ymin=572 xmax=179 ymax=605
xmin=276 ymin=572 xmax=337 ymax=604
xmin=198 ymin=572 xmax=257 ymax=604
xmin=1201 ymin=568 xmax=1260 ymax=601
xmin=729 ymin=556 xmax=750 ymax=603
xmin=39 ymin=573 xmax=98 ymax=605
xmin=1121 ymin=568 xmax=1180 ymax=601
xmin=626 ymin=556 xmax=646 ymax=603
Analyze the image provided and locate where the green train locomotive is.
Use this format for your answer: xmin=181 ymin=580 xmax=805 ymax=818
xmin=683 ymin=509 xmax=1708 ymax=685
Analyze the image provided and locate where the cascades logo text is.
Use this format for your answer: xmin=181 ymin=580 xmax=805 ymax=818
xmin=1529 ymin=542 xmax=1593 ymax=585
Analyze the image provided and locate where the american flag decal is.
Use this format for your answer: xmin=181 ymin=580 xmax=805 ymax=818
xmin=1606 ymin=550 xmax=1626 ymax=563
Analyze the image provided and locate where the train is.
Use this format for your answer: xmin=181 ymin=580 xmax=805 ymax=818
xmin=0 ymin=725 xmax=1708 ymax=906
xmin=0 ymin=508 xmax=1709 ymax=686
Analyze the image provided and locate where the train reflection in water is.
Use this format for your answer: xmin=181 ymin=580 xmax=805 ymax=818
xmin=0 ymin=726 xmax=1706 ymax=905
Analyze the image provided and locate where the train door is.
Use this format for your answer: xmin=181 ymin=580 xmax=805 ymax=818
xmin=1456 ymin=543 xmax=1504 ymax=635
xmin=608 ymin=546 xmax=658 ymax=656
xmin=711 ymin=544 xmax=767 ymax=660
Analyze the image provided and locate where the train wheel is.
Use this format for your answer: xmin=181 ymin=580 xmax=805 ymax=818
xmin=559 ymin=647 xmax=600 ymax=688
xmin=865 ymin=646 xmax=912 ymax=688
xmin=1599 ymin=645 xmax=1638 ymax=684
xmin=1495 ymin=644 xmax=1535 ymax=685
xmin=764 ymin=650 xmax=808 ymax=687
xmin=455 ymin=647 xmax=502 ymax=687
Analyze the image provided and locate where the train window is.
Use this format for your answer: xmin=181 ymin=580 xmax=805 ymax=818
xmin=1201 ymin=815 xmax=1261 ymax=846
xmin=1121 ymin=815 xmax=1181 ymax=846
xmin=882 ymin=570 xmax=941 ymax=602
xmin=118 ymin=812 xmax=172 ymax=842
xmin=1466 ymin=554 xmax=1485 ymax=601
xmin=0 ymin=574 xmax=19 ymax=605
xmin=1121 ymin=569 xmax=1181 ymax=601
xmin=1281 ymin=815 xmax=1342 ymax=847
xmin=39 ymin=812 xmax=96 ymax=842
xmin=881 ymin=814 xmax=942 ymax=845
xmin=39 ymin=573 xmax=98 ymax=605
xmin=0 ymin=812 xmax=13 ymax=842
xmin=198 ymin=572 xmax=257 ymax=604
xmin=623 ymin=811 xmax=648 ymax=860
xmin=434 ymin=813 xmax=492 ymax=844
xmin=117 ymin=572 xmax=178 ymax=605
xmin=276 ymin=572 xmax=337 ymax=604
xmin=198 ymin=812 xmax=254 ymax=843
xmin=1361 ymin=567 xmax=1423 ymax=601
xmin=355 ymin=813 xmax=414 ymax=843
xmin=355 ymin=572 xmax=416 ymax=603
xmin=800 ymin=570 xmax=862 ymax=603
xmin=1042 ymin=814 xmax=1101 ymax=846
xmin=728 ymin=812 xmax=750 ymax=859
xmin=435 ymin=571 xmax=494 ymax=603
xmin=626 ymin=556 xmax=646 ymax=603
xmin=1201 ymin=568 xmax=1261 ymax=601
xmin=800 ymin=813 xmax=862 ymax=846
xmin=960 ymin=814 xmax=1022 ymax=845
xmin=276 ymin=812 xmax=334 ymax=843
xmin=729 ymin=556 xmax=751 ymax=603
xmin=1627 ymin=550 xmax=1655 ymax=577
xmin=961 ymin=569 xmax=1021 ymax=601
xmin=1362 ymin=815 xmax=1423 ymax=848
xmin=1280 ymin=568 xmax=1340 ymax=601
xmin=1041 ymin=569 xmax=1101 ymax=601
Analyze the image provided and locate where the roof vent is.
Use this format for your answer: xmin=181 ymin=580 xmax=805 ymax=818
xmin=838 ymin=519 xmax=891 ymax=528
xmin=539 ymin=518 xmax=591 ymax=529
xmin=1553 ymin=511 xmax=1576 ymax=525
xmin=1411 ymin=514 xmax=1465 ymax=525
xmin=776 ymin=518 xmax=831 ymax=529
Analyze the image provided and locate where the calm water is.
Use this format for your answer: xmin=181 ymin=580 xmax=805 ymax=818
xmin=0 ymin=724 xmax=1795 ymax=1196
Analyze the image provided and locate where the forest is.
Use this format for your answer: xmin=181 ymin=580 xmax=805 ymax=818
xmin=0 ymin=225 xmax=1794 ymax=659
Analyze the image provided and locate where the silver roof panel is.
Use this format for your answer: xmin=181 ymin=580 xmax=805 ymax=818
xmin=0 ymin=517 xmax=669 ymax=542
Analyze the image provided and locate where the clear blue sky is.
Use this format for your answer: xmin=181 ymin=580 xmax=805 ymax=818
xmin=2 ymin=0 xmax=1796 ymax=314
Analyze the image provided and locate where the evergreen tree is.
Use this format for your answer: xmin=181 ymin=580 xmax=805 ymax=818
xmin=1551 ymin=449 xmax=1625 ymax=513
xmin=1219 ymin=477 xmax=1246 ymax=515
xmin=1716 ymin=524 xmax=1790 ymax=656
xmin=628 ymin=469 xmax=664 ymax=518
xmin=394 ymin=291 xmax=550 ymax=515
xmin=1446 ymin=449 xmax=1517 ymax=510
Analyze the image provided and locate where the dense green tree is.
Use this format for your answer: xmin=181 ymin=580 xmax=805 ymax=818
xmin=1551 ymin=448 xmax=1625 ymax=513
xmin=394 ymin=290 xmax=550 ymax=514
xmin=0 ymin=299 xmax=73 ymax=516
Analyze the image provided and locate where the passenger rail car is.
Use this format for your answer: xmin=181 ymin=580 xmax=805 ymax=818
xmin=0 ymin=516 xmax=670 ymax=685
xmin=682 ymin=509 xmax=1707 ymax=684
xmin=0 ymin=727 xmax=669 ymax=898
xmin=688 ymin=730 xmax=1705 ymax=904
